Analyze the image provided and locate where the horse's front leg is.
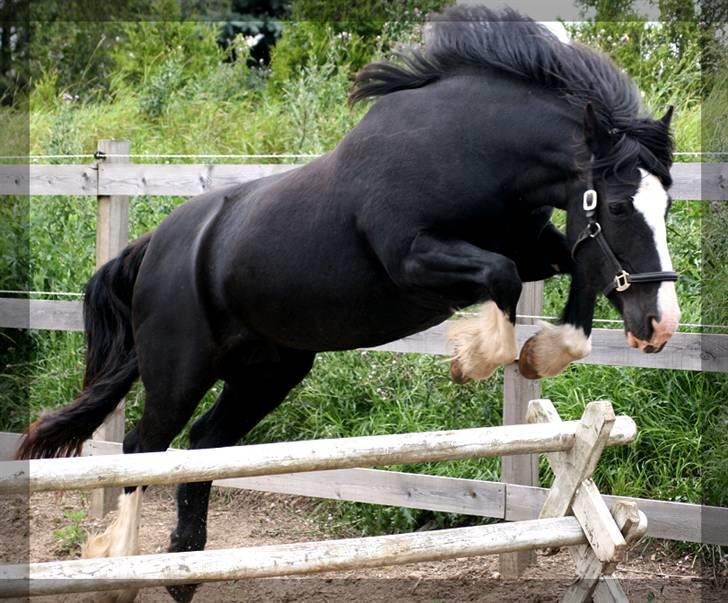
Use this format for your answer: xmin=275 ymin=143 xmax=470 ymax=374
xmin=518 ymin=272 xmax=596 ymax=379
xmin=391 ymin=232 xmax=522 ymax=383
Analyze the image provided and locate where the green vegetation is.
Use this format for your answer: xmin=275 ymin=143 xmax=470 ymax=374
xmin=0 ymin=0 xmax=725 ymax=566
xmin=51 ymin=509 xmax=88 ymax=556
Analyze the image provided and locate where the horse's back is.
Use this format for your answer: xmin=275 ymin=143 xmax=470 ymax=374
xmin=131 ymin=160 xmax=449 ymax=354
xmin=130 ymin=70 xmax=564 ymax=354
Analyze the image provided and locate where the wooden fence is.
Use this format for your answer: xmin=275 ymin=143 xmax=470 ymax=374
xmin=0 ymin=401 xmax=648 ymax=602
xmin=1 ymin=145 xmax=727 ymax=575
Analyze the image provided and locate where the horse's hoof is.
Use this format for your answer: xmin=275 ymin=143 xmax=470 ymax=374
xmin=447 ymin=302 xmax=517 ymax=383
xmin=517 ymin=323 xmax=592 ymax=379
xmin=449 ymin=358 xmax=471 ymax=384
xmin=517 ymin=336 xmax=543 ymax=379
xmin=167 ymin=583 xmax=199 ymax=603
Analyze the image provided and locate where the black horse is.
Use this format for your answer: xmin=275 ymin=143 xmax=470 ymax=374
xmin=18 ymin=7 xmax=680 ymax=603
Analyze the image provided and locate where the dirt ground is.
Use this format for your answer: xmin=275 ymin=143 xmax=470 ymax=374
xmin=3 ymin=487 xmax=726 ymax=602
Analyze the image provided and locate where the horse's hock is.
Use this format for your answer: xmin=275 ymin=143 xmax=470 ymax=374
xmin=0 ymin=400 xmax=645 ymax=603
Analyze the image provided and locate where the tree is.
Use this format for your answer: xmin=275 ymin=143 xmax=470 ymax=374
xmin=0 ymin=0 xmax=29 ymax=104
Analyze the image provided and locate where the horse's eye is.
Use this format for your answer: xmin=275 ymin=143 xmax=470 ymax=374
xmin=608 ymin=202 xmax=632 ymax=217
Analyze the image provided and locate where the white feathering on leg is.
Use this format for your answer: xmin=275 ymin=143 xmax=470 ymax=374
xmin=448 ymin=302 xmax=518 ymax=381
xmin=82 ymin=488 xmax=143 ymax=603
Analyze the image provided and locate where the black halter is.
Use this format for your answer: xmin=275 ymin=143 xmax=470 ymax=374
xmin=571 ymin=158 xmax=679 ymax=296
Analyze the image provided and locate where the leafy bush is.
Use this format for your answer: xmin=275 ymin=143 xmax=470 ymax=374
xmin=569 ymin=20 xmax=704 ymax=109
xmin=139 ymin=50 xmax=187 ymax=118
xmin=268 ymin=0 xmax=453 ymax=93
xmin=111 ymin=21 xmax=223 ymax=91
xmin=268 ymin=21 xmax=374 ymax=91
xmin=291 ymin=0 xmax=452 ymax=37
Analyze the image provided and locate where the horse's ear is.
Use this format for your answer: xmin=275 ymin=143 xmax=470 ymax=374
xmin=583 ymin=102 xmax=611 ymax=156
xmin=659 ymin=105 xmax=674 ymax=128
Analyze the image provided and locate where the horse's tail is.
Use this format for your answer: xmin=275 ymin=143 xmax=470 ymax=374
xmin=16 ymin=233 xmax=153 ymax=460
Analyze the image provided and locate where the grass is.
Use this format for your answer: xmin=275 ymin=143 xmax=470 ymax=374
xmin=0 ymin=19 xmax=725 ymax=566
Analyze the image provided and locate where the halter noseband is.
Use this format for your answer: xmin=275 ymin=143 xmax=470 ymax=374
xmin=570 ymin=157 xmax=678 ymax=296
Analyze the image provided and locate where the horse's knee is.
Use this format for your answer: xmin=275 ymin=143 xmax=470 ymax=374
xmin=518 ymin=322 xmax=591 ymax=379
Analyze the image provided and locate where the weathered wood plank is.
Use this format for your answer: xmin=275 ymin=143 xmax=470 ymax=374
xmin=532 ymin=400 xmax=616 ymax=522
xmin=0 ymin=165 xmax=97 ymax=195
xmin=1 ymin=163 xmax=721 ymax=199
xmin=0 ymin=298 xmax=84 ymax=330
xmin=0 ymin=418 xmax=637 ymax=494
xmin=97 ymin=163 xmax=298 ymax=196
xmin=366 ymin=322 xmax=452 ymax=355
xmin=0 ymin=516 xmax=588 ymax=597
xmin=563 ymin=502 xmax=645 ymax=603
xmin=570 ymin=479 xmax=627 ymax=563
xmin=565 ymin=328 xmax=728 ymax=372
xmin=670 ymin=162 xmax=728 ymax=201
xmin=216 ymin=469 xmax=505 ymax=518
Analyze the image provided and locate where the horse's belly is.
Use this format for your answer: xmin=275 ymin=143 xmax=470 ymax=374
xmin=236 ymin=284 xmax=450 ymax=352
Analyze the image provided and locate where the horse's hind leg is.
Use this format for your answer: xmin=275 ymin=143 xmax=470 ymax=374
xmin=83 ymin=340 xmax=217 ymax=603
xmin=167 ymin=347 xmax=315 ymax=603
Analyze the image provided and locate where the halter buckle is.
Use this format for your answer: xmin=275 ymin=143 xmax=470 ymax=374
xmin=614 ymin=270 xmax=631 ymax=292
xmin=587 ymin=222 xmax=602 ymax=237
xmin=583 ymin=189 xmax=597 ymax=212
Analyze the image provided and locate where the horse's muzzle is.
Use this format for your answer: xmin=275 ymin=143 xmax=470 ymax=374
xmin=626 ymin=318 xmax=675 ymax=354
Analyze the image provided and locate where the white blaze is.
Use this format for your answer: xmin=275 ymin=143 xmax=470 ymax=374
xmin=633 ymin=169 xmax=672 ymax=271
xmin=633 ymin=169 xmax=681 ymax=336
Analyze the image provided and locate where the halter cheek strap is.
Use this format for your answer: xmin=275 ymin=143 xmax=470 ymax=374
xmin=570 ymin=159 xmax=678 ymax=296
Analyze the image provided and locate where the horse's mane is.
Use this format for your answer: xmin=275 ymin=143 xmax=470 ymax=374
xmin=350 ymin=6 xmax=673 ymax=184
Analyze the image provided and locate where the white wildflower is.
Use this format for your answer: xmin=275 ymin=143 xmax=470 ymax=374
xmin=244 ymin=33 xmax=264 ymax=48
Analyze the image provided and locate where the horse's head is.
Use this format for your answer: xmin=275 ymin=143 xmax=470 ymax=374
xmin=568 ymin=104 xmax=680 ymax=353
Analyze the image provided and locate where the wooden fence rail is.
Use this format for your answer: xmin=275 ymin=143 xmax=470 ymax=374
xmin=1 ymin=298 xmax=725 ymax=372
xmin=0 ymin=517 xmax=591 ymax=598
xmin=1 ymin=162 xmax=726 ymax=199
xmin=0 ymin=415 xmax=637 ymax=494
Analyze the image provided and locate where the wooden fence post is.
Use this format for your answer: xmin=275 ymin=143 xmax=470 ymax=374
xmin=89 ymin=140 xmax=130 ymax=517
xmin=499 ymin=280 xmax=543 ymax=577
